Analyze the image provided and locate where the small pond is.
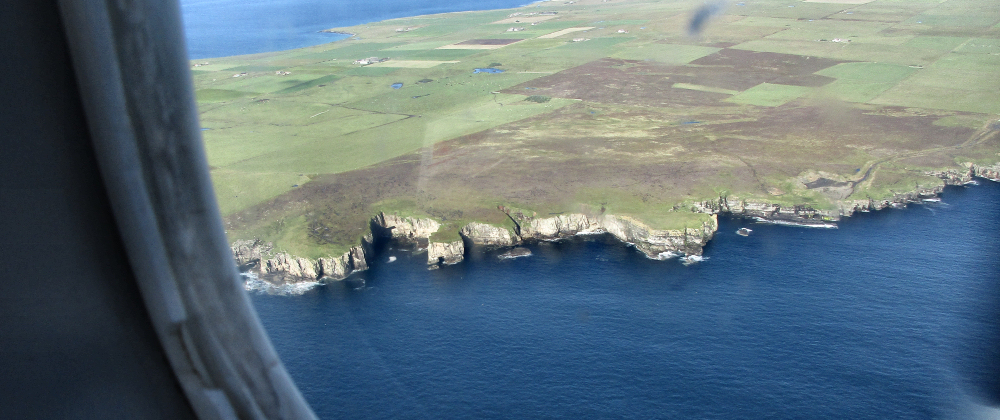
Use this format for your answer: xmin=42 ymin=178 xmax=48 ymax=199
xmin=391 ymin=83 xmax=403 ymax=89
xmin=473 ymin=68 xmax=504 ymax=74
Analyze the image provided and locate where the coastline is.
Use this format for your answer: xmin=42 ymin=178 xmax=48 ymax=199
xmin=183 ymin=0 xmax=544 ymax=59
xmin=235 ymin=164 xmax=1000 ymax=294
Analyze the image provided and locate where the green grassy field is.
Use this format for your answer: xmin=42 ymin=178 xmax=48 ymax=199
xmin=192 ymin=0 xmax=1000 ymax=257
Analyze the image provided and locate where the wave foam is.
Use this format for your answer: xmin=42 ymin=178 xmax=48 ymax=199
xmin=753 ymin=218 xmax=838 ymax=228
xmin=242 ymin=272 xmax=320 ymax=296
xmin=682 ymin=255 xmax=707 ymax=265
xmin=656 ymin=251 xmax=680 ymax=260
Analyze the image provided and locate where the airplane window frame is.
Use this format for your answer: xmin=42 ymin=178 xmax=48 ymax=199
xmin=57 ymin=1 xmax=316 ymax=418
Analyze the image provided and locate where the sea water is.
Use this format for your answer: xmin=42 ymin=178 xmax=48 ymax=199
xmin=249 ymin=180 xmax=1000 ymax=419
xmin=180 ymin=0 xmax=547 ymax=59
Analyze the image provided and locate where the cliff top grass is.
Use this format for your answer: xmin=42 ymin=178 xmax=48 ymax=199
xmin=194 ymin=0 xmax=1000 ymax=257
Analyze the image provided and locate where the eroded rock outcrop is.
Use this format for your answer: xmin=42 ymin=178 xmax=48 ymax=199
xmin=599 ymin=214 xmax=717 ymax=258
xmin=371 ymin=212 xmax=441 ymax=242
xmin=232 ymin=238 xmax=272 ymax=270
xmin=932 ymin=162 xmax=1000 ymax=185
xmin=240 ymin=163 xmax=995 ymax=284
xmin=232 ymin=236 xmax=371 ymax=285
xmin=694 ymin=198 xmax=839 ymax=225
xmin=460 ymin=222 xmax=519 ymax=247
xmin=428 ymin=241 xmax=464 ymax=265
xmin=372 ymin=212 xmax=463 ymax=266
xmin=517 ymin=213 xmax=597 ymax=240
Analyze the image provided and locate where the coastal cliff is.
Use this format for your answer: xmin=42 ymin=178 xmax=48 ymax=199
xmin=233 ymin=164 xmax=999 ymax=288
xmin=428 ymin=241 xmax=464 ymax=265
xmin=371 ymin=212 xmax=441 ymax=242
xmin=932 ymin=162 xmax=1000 ymax=185
xmin=371 ymin=212 xmax=465 ymax=267
xmin=517 ymin=213 xmax=597 ymax=240
xmin=599 ymin=214 xmax=717 ymax=259
xmin=460 ymin=222 xmax=519 ymax=247
xmin=231 ymin=236 xmax=372 ymax=286
xmin=691 ymin=163 xmax=1000 ymax=226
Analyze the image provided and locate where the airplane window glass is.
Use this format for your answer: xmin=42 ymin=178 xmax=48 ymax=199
xmin=181 ymin=0 xmax=1000 ymax=418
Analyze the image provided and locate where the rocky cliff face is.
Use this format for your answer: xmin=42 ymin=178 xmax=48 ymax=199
xmin=371 ymin=212 xmax=441 ymax=243
xmin=232 ymin=238 xmax=272 ymax=270
xmin=694 ymin=198 xmax=840 ymax=225
xmin=460 ymin=222 xmax=519 ymax=247
xmin=235 ymin=162 xmax=1000 ymax=284
xmin=691 ymin=171 xmax=986 ymax=225
xmin=932 ymin=162 xmax=1000 ymax=185
xmin=459 ymin=213 xmax=717 ymax=259
xmin=372 ymin=212 xmax=464 ymax=265
xmin=517 ymin=213 xmax=597 ymax=240
xmin=428 ymin=241 xmax=464 ymax=265
xmin=231 ymin=236 xmax=372 ymax=285
xmin=599 ymin=214 xmax=717 ymax=258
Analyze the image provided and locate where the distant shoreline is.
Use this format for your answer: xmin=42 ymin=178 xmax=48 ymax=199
xmin=183 ymin=0 xmax=541 ymax=59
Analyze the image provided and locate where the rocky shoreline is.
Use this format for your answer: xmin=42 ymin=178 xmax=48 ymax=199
xmin=233 ymin=164 xmax=1000 ymax=290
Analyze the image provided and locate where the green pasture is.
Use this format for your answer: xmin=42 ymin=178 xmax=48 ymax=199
xmin=342 ymin=72 xmax=548 ymax=116
xmin=382 ymin=48 xmax=482 ymax=61
xmin=301 ymin=42 xmax=403 ymax=60
xmin=733 ymin=1 xmax=851 ymax=20
xmin=190 ymin=63 xmax=240 ymax=72
xmin=218 ymin=93 xmax=572 ymax=177
xmin=202 ymin=109 xmax=407 ymax=168
xmin=380 ymin=41 xmax=455 ymax=51
xmin=732 ymin=38 xmax=946 ymax=66
xmin=903 ymin=68 xmax=999 ymax=91
xmin=591 ymin=20 xmax=649 ymax=26
xmin=672 ymin=83 xmax=739 ymax=95
xmin=491 ymin=37 xmax=632 ymax=71
xmin=904 ymin=13 xmax=999 ymax=28
xmin=572 ymin=187 xmax=717 ymax=231
xmin=816 ymin=80 xmax=897 ymax=103
xmin=211 ymin=171 xmax=312 ymax=216
xmin=610 ymin=42 xmax=720 ymax=64
xmin=341 ymin=66 xmax=400 ymax=77
xmin=269 ymin=75 xmax=404 ymax=104
xmin=488 ymin=20 xmax=589 ymax=39
xmin=730 ymin=16 xmax=798 ymax=28
xmin=871 ymin=83 xmax=1000 ymax=114
xmin=420 ymin=95 xmax=577 ymax=144
xmin=902 ymin=36 xmax=968 ymax=51
xmin=209 ymin=74 xmax=337 ymax=94
xmin=195 ymin=89 xmax=253 ymax=102
xmin=726 ymin=83 xmax=812 ymax=107
xmin=932 ymin=114 xmax=991 ymax=129
xmin=953 ymin=38 xmax=1000 ymax=54
xmin=241 ymin=214 xmax=366 ymax=259
xmin=848 ymin=164 xmax=945 ymax=201
xmin=927 ymin=51 xmax=1000 ymax=71
xmin=815 ymin=62 xmax=917 ymax=83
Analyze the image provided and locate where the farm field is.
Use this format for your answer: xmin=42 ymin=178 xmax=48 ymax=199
xmin=191 ymin=0 xmax=1000 ymax=258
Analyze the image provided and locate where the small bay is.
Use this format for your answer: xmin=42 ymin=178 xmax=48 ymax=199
xmin=180 ymin=0 xmax=545 ymax=59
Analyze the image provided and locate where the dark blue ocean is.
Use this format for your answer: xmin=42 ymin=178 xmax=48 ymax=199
xmin=248 ymin=181 xmax=1000 ymax=419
